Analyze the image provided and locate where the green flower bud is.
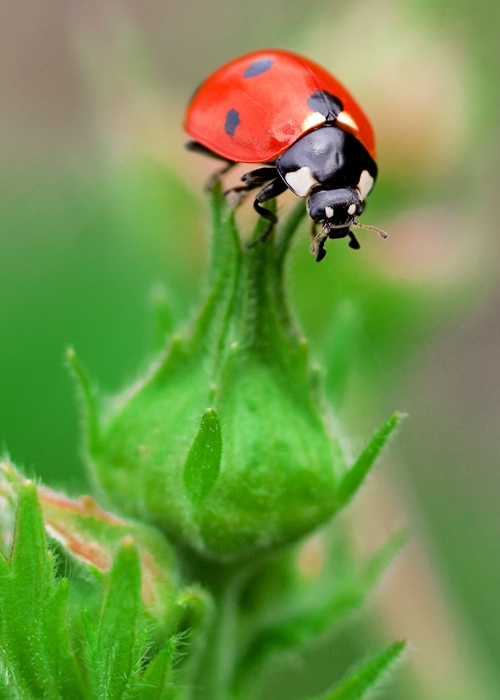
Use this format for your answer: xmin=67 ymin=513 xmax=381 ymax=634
xmin=71 ymin=187 xmax=390 ymax=562
xmin=0 ymin=461 xmax=175 ymax=618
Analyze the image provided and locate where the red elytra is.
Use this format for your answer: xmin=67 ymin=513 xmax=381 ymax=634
xmin=184 ymin=48 xmax=375 ymax=164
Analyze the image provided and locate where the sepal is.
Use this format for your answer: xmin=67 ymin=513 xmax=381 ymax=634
xmin=0 ymin=474 xmax=188 ymax=698
xmin=183 ymin=408 xmax=222 ymax=504
xmin=67 ymin=348 xmax=101 ymax=456
xmin=0 ymin=460 xmax=183 ymax=631
xmin=0 ymin=483 xmax=86 ymax=699
xmin=306 ymin=640 xmax=406 ymax=700
xmin=232 ymin=529 xmax=405 ymax=694
xmin=337 ymin=412 xmax=405 ymax=507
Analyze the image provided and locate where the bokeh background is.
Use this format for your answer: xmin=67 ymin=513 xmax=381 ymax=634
xmin=1 ymin=1 xmax=499 ymax=698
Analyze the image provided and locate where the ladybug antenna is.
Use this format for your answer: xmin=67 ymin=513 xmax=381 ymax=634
xmin=310 ymin=226 xmax=327 ymax=255
xmin=352 ymin=221 xmax=388 ymax=239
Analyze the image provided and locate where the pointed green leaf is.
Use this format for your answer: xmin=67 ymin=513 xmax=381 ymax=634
xmin=234 ymin=532 xmax=405 ymax=694
xmin=87 ymin=538 xmax=142 ymax=700
xmin=361 ymin=529 xmax=407 ymax=591
xmin=10 ymin=483 xmax=52 ymax=588
xmin=136 ymin=636 xmax=178 ymax=700
xmin=0 ymin=460 xmax=179 ymax=636
xmin=0 ymin=484 xmax=86 ymax=699
xmin=313 ymin=641 xmax=406 ymax=700
xmin=183 ymin=409 xmax=222 ymax=504
xmin=67 ymin=347 xmax=101 ymax=454
xmin=337 ymin=412 xmax=405 ymax=506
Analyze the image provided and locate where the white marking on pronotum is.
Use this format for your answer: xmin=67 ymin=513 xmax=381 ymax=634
xmin=348 ymin=203 xmax=357 ymax=216
xmin=357 ymin=170 xmax=374 ymax=200
xmin=337 ymin=111 xmax=358 ymax=131
xmin=325 ymin=206 xmax=334 ymax=218
xmin=301 ymin=111 xmax=326 ymax=132
xmin=285 ymin=166 xmax=319 ymax=197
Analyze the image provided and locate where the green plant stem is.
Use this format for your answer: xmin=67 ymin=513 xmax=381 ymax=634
xmin=179 ymin=549 xmax=245 ymax=700
xmin=194 ymin=575 xmax=239 ymax=700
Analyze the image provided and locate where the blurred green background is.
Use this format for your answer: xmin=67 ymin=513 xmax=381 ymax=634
xmin=1 ymin=1 xmax=499 ymax=698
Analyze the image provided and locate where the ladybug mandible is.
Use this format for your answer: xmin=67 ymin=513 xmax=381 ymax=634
xmin=184 ymin=49 xmax=386 ymax=262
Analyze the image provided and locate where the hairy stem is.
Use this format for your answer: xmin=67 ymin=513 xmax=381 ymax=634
xmin=193 ymin=578 xmax=238 ymax=700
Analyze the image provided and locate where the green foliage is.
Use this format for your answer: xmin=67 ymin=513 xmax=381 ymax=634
xmin=83 ymin=540 xmax=143 ymax=699
xmin=0 ymin=185 xmax=405 ymax=700
xmin=0 ymin=483 xmax=85 ymax=700
xmin=72 ymin=188 xmax=342 ymax=560
xmin=309 ymin=641 xmax=406 ymax=700
xmin=67 ymin=348 xmax=101 ymax=456
xmin=337 ymin=412 xmax=406 ymax=507
xmin=232 ymin=530 xmax=405 ymax=696
xmin=183 ymin=409 xmax=222 ymax=504
xmin=0 ymin=483 xmax=182 ymax=700
xmin=134 ymin=637 xmax=178 ymax=700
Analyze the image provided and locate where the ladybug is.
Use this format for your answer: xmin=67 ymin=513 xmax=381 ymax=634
xmin=184 ymin=49 xmax=386 ymax=261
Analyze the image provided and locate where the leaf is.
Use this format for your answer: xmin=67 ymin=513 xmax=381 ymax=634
xmin=0 ymin=477 xmax=186 ymax=700
xmin=67 ymin=347 xmax=101 ymax=455
xmin=310 ymin=641 xmax=406 ymax=700
xmin=0 ymin=483 xmax=86 ymax=699
xmin=135 ymin=635 xmax=179 ymax=700
xmin=85 ymin=537 xmax=142 ymax=700
xmin=0 ymin=460 xmax=178 ymax=630
xmin=233 ymin=531 xmax=405 ymax=694
xmin=183 ymin=409 xmax=222 ymax=504
xmin=337 ymin=412 xmax=405 ymax=507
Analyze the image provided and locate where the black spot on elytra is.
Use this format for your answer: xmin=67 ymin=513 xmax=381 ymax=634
xmin=307 ymin=91 xmax=343 ymax=122
xmin=224 ymin=109 xmax=240 ymax=136
xmin=243 ymin=58 xmax=273 ymax=78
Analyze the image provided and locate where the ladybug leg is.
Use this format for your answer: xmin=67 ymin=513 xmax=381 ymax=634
xmin=347 ymin=230 xmax=361 ymax=250
xmin=309 ymin=221 xmax=329 ymax=262
xmin=248 ymin=178 xmax=288 ymax=245
xmin=185 ymin=140 xmax=236 ymax=188
xmin=224 ymin=167 xmax=278 ymax=196
xmin=315 ymin=236 xmax=328 ymax=262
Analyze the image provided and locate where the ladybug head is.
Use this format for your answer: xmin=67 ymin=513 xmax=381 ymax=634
xmin=306 ymin=186 xmax=363 ymax=231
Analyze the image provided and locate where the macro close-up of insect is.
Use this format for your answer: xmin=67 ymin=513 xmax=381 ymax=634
xmin=0 ymin=3 xmax=499 ymax=700
xmin=185 ymin=49 xmax=387 ymax=261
